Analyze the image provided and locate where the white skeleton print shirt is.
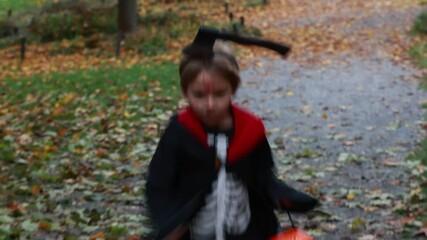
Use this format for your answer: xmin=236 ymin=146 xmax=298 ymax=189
xmin=191 ymin=134 xmax=251 ymax=240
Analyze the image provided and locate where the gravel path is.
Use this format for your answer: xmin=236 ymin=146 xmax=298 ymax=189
xmin=236 ymin=3 xmax=426 ymax=239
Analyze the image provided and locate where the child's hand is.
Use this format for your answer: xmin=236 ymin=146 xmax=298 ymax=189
xmin=162 ymin=225 xmax=189 ymax=240
xmin=276 ymin=191 xmax=318 ymax=213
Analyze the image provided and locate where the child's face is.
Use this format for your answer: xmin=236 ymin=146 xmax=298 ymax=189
xmin=184 ymin=70 xmax=233 ymax=128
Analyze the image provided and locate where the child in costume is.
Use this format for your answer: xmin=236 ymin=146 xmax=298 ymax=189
xmin=145 ymin=27 xmax=318 ymax=240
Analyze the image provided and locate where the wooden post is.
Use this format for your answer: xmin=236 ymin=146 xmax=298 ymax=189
xmin=115 ymin=31 xmax=125 ymax=58
xmin=232 ymin=23 xmax=238 ymax=34
xmin=20 ymin=37 xmax=26 ymax=60
xmin=116 ymin=0 xmax=137 ymax=58
xmin=228 ymin=12 xmax=234 ymax=22
xmin=239 ymin=16 xmax=245 ymax=27
xmin=118 ymin=0 xmax=137 ymax=33
xmin=6 ymin=10 xmax=16 ymax=37
xmin=224 ymin=2 xmax=229 ymax=14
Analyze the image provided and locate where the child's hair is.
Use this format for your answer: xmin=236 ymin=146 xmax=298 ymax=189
xmin=179 ymin=41 xmax=241 ymax=94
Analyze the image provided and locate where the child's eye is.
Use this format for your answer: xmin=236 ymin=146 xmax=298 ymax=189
xmin=214 ymin=91 xmax=226 ymax=97
xmin=193 ymin=91 xmax=205 ymax=98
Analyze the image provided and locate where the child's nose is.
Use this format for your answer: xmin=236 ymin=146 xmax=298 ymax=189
xmin=207 ymin=95 xmax=214 ymax=110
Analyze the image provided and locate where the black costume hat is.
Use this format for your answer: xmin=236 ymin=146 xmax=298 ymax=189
xmin=182 ymin=26 xmax=291 ymax=58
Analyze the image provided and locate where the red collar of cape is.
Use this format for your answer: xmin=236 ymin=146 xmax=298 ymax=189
xmin=177 ymin=103 xmax=266 ymax=164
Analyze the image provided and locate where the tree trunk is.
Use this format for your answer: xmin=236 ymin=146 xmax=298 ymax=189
xmin=118 ymin=0 xmax=137 ymax=33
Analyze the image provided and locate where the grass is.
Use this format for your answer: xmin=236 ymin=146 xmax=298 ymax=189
xmin=407 ymin=138 xmax=427 ymax=172
xmin=0 ymin=0 xmax=47 ymax=20
xmin=409 ymin=11 xmax=427 ymax=164
xmin=412 ymin=11 xmax=427 ymax=35
xmin=402 ymin=10 xmax=427 ymax=238
xmin=408 ymin=42 xmax=427 ymax=69
xmin=409 ymin=11 xmax=427 ymax=71
xmin=0 ymin=61 xmax=180 ymax=238
xmin=2 ymin=62 xmax=180 ymax=105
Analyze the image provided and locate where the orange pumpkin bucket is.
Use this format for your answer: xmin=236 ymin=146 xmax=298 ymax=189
xmin=270 ymin=211 xmax=314 ymax=240
xmin=270 ymin=227 xmax=314 ymax=240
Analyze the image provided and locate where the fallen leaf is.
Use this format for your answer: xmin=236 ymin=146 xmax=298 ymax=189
xmin=398 ymin=217 xmax=416 ymax=226
xmin=31 ymin=185 xmax=42 ymax=195
xmin=90 ymin=232 xmax=105 ymax=240
xmin=359 ymin=204 xmax=379 ymax=212
xmin=383 ymin=159 xmax=400 ymax=167
xmin=38 ymin=220 xmax=52 ymax=231
xmin=346 ymin=193 xmax=356 ymax=200
xmin=350 ymin=217 xmax=366 ymax=232
xmin=414 ymin=227 xmax=427 ymax=237
xmin=18 ymin=134 xmax=32 ymax=145
xmin=21 ymin=220 xmax=38 ymax=232
xmin=358 ymin=235 xmax=375 ymax=240
xmin=95 ymin=148 xmax=109 ymax=158
xmin=322 ymin=111 xmax=328 ymax=120
xmin=127 ymin=235 xmax=140 ymax=240
xmin=7 ymin=202 xmax=26 ymax=214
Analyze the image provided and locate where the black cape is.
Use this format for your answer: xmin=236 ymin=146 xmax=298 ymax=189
xmin=145 ymin=104 xmax=317 ymax=240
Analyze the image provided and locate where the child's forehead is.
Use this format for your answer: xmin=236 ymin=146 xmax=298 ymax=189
xmin=195 ymin=70 xmax=222 ymax=81
xmin=190 ymin=70 xmax=231 ymax=89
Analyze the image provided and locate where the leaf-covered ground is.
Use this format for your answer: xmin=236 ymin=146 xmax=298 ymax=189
xmin=0 ymin=62 xmax=180 ymax=239
xmin=1 ymin=0 xmax=426 ymax=239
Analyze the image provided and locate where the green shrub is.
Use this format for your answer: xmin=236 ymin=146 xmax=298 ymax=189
xmin=139 ymin=10 xmax=181 ymax=26
xmin=122 ymin=8 xmax=200 ymax=55
xmin=0 ymin=140 xmax=15 ymax=162
xmin=408 ymin=42 xmax=427 ymax=68
xmin=29 ymin=6 xmax=117 ymax=42
xmin=0 ymin=20 xmax=18 ymax=38
xmin=140 ymin=37 xmax=167 ymax=56
xmin=408 ymin=138 xmax=427 ymax=164
xmin=0 ymin=0 xmax=47 ymax=20
xmin=412 ymin=12 xmax=427 ymax=35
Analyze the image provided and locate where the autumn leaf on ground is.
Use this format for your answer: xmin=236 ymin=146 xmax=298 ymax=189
xmin=414 ymin=227 xmax=427 ymax=237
